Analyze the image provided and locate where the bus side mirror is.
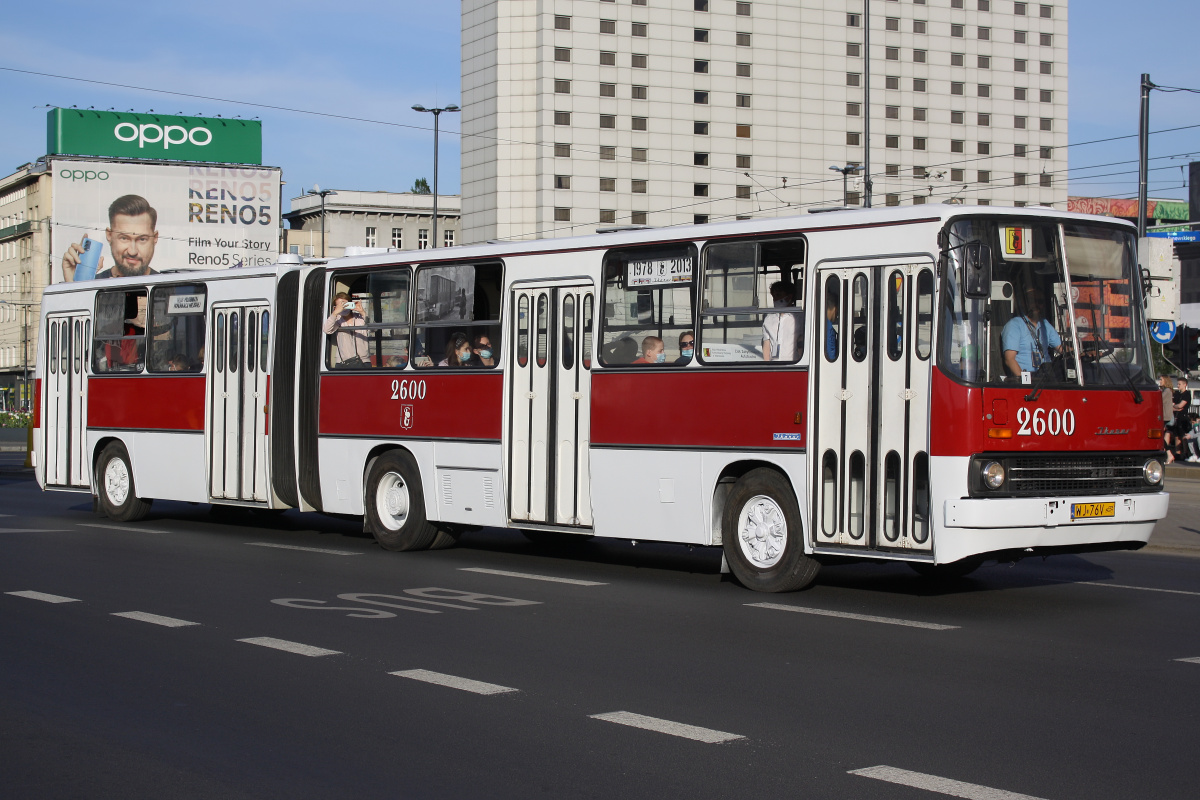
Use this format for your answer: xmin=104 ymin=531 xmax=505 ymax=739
xmin=963 ymin=242 xmax=992 ymax=299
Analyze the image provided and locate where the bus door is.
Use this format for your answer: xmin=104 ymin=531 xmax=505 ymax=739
xmin=43 ymin=313 xmax=91 ymax=488
xmin=811 ymin=262 xmax=935 ymax=553
xmin=507 ymin=283 xmax=595 ymax=528
xmin=208 ymin=304 xmax=271 ymax=502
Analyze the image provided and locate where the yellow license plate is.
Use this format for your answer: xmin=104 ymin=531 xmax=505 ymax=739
xmin=1071 ymin=502 xmax=1115 ymax=520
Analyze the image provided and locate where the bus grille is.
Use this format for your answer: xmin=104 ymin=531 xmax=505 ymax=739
xmin=1005 ymin=455 xmax=1149 ymax=496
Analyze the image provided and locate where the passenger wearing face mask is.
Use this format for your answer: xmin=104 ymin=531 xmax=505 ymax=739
xmin=439 ymin=332 xmax=474 ymax=367
xmin=762 ymin=281 xmax=797 ymax=362
xmin=471 ymin=335 xmax=496 ymax=367
xmin=675 ymin=330 xmax=695 ymax=364
xmin=631 ymin=336 xmax=666 ymax=365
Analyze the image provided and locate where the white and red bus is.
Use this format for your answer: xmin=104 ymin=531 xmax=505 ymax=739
xmin=34 ymin=206 xmax=1169 ymax=591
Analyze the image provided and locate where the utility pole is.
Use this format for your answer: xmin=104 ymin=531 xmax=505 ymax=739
xmin=1137 ymin=73 xmax=1153 ymax=239
xmin=412 ymin=104 xmax=460 ymax=248
xmin=862 ymin=0 xmax=872 ymax=207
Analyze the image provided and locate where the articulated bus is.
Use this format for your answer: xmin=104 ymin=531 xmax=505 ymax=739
xmin=34 ymin=206 xmax=1169 ymax=592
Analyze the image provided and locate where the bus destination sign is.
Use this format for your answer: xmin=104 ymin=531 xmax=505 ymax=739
xmin=627 ymin=256 xmax=693 ymax=288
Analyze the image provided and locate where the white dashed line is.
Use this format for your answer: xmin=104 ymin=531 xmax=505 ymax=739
xmin=6 ymin=590 xmax=80 ymax=604
xmin=1176 ymin=656 xmax=1200 ymax=664
xmin=458 ymin=567 xmax=607 ymax=586
xmin=748 ymin=602 xmax=960 ymax=630
xmin=78 ymin=523 xmax=167 ymax=534
xmin=246 ymin=542 xmax=362 ymax=556
xmin=112 ymin=611 xmax=199 ymax=628
xmin=390 ymin=669 xmax=518 ymax=695
xmin=0 ymin=528 xmax=69 ymax=533
xmin=1078 ymin=581 xmax=1200 ymax=597
xmin=589 ymin=711 xmax=745 ymax=744
xmin=850 ymin=765 xmax=1049 ymax=800
xmin=237 ymin=637 xmax=341 ymax=657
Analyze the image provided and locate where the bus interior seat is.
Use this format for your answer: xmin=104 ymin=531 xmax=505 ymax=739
xmin=603 ymin=336 xmax=638 ymax=364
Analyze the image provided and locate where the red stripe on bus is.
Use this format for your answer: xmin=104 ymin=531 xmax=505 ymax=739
xmin=88 ymin=376 xmax=206 ymax=431
xmin=592 ymin=370 xmax=808 ymax=449
xmin=319 ymin=372 xmax=503 ymax=440
xmin=33 ymin=379 xmax=41 ymax=428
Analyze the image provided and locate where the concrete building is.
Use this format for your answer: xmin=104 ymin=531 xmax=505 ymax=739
xmin=461 ymin=0 xmax=1068 ymax=245
xmin=283 ymin=190 xmax=462 ymax=258
xmin=0 ymin=163 xmax=52 ymax=410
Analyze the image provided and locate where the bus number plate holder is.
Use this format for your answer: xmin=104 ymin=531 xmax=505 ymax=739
xmin=1071 ymin=502 xmax=1115 ymax=521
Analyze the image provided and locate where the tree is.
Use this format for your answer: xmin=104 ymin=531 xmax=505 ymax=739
xmin=411 ymin=178 xmax=431 ymax=194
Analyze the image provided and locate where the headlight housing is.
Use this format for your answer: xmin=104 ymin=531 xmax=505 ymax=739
xmin=1143 ymin=459 xmax=1164 ymax=486
xmin=981 ymin=461 xmax=1006 ymax=490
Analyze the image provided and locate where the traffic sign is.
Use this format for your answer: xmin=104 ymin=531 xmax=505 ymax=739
xmin=1150 ymin=321 xmax=1177 ymax=344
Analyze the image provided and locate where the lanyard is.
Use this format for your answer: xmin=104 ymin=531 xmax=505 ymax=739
xmin=1022 ymin=316 xmax=1045 ymax=368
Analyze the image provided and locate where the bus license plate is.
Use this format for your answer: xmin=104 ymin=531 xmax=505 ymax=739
xmin=1071 ymin=502 xmax=1115 ymax=520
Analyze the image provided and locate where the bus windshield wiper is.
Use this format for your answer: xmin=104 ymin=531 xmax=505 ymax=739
xmin=1118 ymin=362 xmax=1144 ymax=404
xmin=1024 ymin=365 xmax=1051 ymax=402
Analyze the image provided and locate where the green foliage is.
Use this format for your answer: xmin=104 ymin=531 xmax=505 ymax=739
xmin=411 ymin=177 xmax=431 ymax=195
xmin=0 ymin=412 xmax=31 ymax=429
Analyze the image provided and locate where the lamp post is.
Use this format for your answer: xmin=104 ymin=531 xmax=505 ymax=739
xmin=829 ymin=165 xmax=859 ymax=206
xmin=0 ymin=300 xmax=36 ymax=412
xmin=306 ymin=185 xmax=338 ymax=258
xmin=411 ymin=104 xmax=460 ymax=248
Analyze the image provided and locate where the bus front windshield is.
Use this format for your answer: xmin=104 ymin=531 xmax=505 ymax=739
xmin=939 ymin=218 xmax=1155 ymax=389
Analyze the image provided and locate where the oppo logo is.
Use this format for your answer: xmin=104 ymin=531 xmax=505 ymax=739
xmin=113 ymin=122 xmax=213 ymax=150
xmin=60 ymin=169 xmax=109 ymax=182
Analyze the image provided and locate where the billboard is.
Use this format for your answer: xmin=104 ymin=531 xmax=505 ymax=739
xmin=47 ymin=109 xmax=262 ymax=165
xmin=51 ymin=159 xmax=281 ymax=283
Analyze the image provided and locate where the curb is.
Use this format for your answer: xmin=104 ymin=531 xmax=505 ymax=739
xmin=1165 ymin=464 xmax=1200 ymax=482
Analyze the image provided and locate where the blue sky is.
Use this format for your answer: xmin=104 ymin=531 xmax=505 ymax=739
xmin=0 ymin=1 xmax=1197 ymax=208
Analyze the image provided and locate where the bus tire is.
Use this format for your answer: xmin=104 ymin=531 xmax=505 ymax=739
xmin=722 ymin=468 xmax=818 ymax=593
xmin=365 ymin=451 xmax=438 ymax=552
xmin=97 ymin=442 xmax=153 ymax=523
xmin=909 ymin=557 xmax=984 ymax=580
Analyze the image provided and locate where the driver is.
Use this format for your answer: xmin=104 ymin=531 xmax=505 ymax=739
xmin=1002 ymin=283 xmax=1062 ymax=377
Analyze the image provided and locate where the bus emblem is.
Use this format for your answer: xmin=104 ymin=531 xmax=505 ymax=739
xmin=401 ymin=404 xmax=414 ymax=430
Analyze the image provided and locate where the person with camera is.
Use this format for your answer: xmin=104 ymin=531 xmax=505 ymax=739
xmin=323 ymin=292 xmax=370 ymax=367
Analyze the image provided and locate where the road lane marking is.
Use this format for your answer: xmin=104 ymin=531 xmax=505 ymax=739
xmin=112 ymin=611 xmax=199 ymax=628
xmin=6 ymin=590 xmax=80 ymax=604
xmin=459 ymin=567 xmax=607 ymax=586
xmin=390 ymin=669 xmax=517 ymax=695
xmin=246 ymin=542 xmax=362 ymax=556
xmin=237 ymin=637 xmax=341 ymax=657
xmin=850 ymin=765 xmax=1049 ymax=800
xmin=748 ymin=602 xmax=959 ymax=630
xmin=589 ymin=711 xmax=745 ymax=744
xmin=0 ymin=528 xmax=70 ymax=533
xmin=1176 ymin=657 xmax=1200 ymax=664
xmin=1078 ymin=581 xmax=1200 ymax=597
xmin=78 ymin=523 xmax=167 ymax=534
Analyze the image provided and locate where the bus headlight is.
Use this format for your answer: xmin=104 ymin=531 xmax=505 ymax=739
xmin=1143 ymin=459 xmax=1164 ymax=486
xmin=981 ymin=461 xmax=1006 ymax=490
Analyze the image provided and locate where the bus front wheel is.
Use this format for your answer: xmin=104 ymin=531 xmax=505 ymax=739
xmin=97 ymin=442 xmax=153 ymax=523
xmin=365 ymin=451 xmax=440 ymax=552
xmin=722 ymin=468 xmax=818 ymax=593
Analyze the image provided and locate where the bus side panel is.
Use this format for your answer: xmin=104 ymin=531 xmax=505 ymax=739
xmin=317 ymin=373 xmax=503 ymax=440
xmin=128 ymin=431 xmax=208 ymax=503
xmin=88 ymin=376 xmax=206 ymax=431
xmin=33 ymin=377 xmax=42 ymax=484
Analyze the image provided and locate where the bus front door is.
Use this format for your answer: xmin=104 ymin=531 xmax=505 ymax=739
xmin=811 ymin=262 xmax=935 ymax=553
xmin=43 ymin=313 xmax=91 ymax=488
xmin=208 ymin=304 xmax=271 ymax=503
xmin=507 ymin=284 xmax=595 ymax=528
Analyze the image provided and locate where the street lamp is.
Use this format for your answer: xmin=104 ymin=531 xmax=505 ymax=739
xmin=306 ymin=184 xmax=338 ymax=258
xmin=411 ymin=103 xmax=460 ymax=248
xmin=829 ymin=165 xmax=859 ymax=206
xmin=0 ymin=300 xmax=36 ymax=412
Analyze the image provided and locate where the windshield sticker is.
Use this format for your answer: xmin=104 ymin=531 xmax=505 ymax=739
xmin=1002 ymin=226 xmax=1035 ymax=260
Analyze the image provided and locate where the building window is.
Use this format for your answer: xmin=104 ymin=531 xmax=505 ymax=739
xmin=444 ymin=230 xmax=454 ymax=248
xmin=694 ymin=60 xmax=708 ymax=73
xmin=695 ymin=91 xmax=709 ymax=104
xmin=391 ymin=228 xmax=402 ymax=249
xmin=978 ymin=55 xmax=991 ymax=68
xmin=555 ymin=175 xmax=571 ymax=189
xmin=951 ymin=140 xmax=965 ymax=153
xmin=913 ymin=196 xmax=926 ymax=205
xmin=694 ymin=215 xmax=709 ymax=224
xmin=886 ymin=194 xmax=900 ymax=207
xmin=912 ymin=166 xmax=926 ymax=178
xmin=1040 ymin=173 xmax=1052 ymax=187
xmin=914 ymin=137 xmax=927 ymax=150
xmin=978 ymin=171 xmax=991 ymax=183
xmin=1040 ymin=32 xmax=1053 ymax=46
xmin=600 ymin=19 xmax=616 ymax=34
xmin=885 ymin=17 xmax=899 ymax=31
xmin=632 ymin=180 xmax=647 ymax=194
xmin=736 ymin=124 xmax=751 ymax=138
xmin=1014 ymin=201 xmax=1026 ymax=208
xmin=632 ymin=148 xmax=647 ymax=162
xmin=555 ymin=15 xmax=571 ymax=30
xmin=600 ymin=146 xmax=616 ymax=160
xmin=1015 ymin=2 xmax=1027 ymax=14
xmin=886 ymin=76 xmax=900 ymax=90
xmin=695 ymin=29 xmax=709 ymax=42
xmin=632 ymin=54 xmax=647 ymax=68
xmin=694 ymin=121 xmax=709 ymax=135
xmin=978 ymin=84 xmax=991 ymax=97
xmin=886 ymin=105 xmax=899 ymax=120
xmin=1040 ymin=118 xmax=1052 ymax=131
xmin=555 ymin=143 xmax=571 ymax=157
xmin=1015 ymin=87 xmax=1028 ymax=100
xmin=418 ymin=229 xmax=429 ymax=249
xmin=600 ymin=83 xmax=615 ymax=97
xmin=914 ymin=49 xmax=927 ymax=63
xmin=600 ymin=210 xmax=616 ymax=224
xmin=736 ymin=155 xmax=751 ymax=168
xmin=847 ymin=102 xmax=861 ymax=116
xmin=913 ymin=79 xmax=927 ymax=92
xmin=1016 ymin=30 xmax=1027 ymax=44
xmin=737 ymin=63 xmax=751 ymax=77
xmin=600 ymin=51 xmax=616 ymax=66
xmin=978 ymin=142 xmax=991 ymax=155
xmin=978 ymin=113 xmax=991 ymax=126
xmin=632 ymin=22 xmax=647 ymax=37
xmin=736 ymin=94 xmax=751 ymax=108
xmin=847 ymin=72 xmax=861 ymax=86
xmin=914 ymin=20 xmax=927 ymax=33
xmin=694 ymin=152 xmax=709 ymax=166
xmin=951 ymin=168 xmax=964 ymax=182
xmin=694 ymin=184 xmax=709 ymax=197
xmin=600 ymin=114 xmax=616 ymax=129
xmin=1040 ymin=146 xmax=1052 ymax=159
xmin=555 ymin=111 xmax=571 ymax=125
xmin=846 ymin=191 xmax=861 ymax=206
xmin=886 ymin=47 xmax=899 ymax=60
xmin=1015 ymin=173 xmax=1026 ymax=186
xmin=694 ymin=0 xmax=708 ymax=10
xmin=1015 ymin=144 xmax=1027 ymax=157
xmin=554 ymin=48 xmax=571 ymax=62
xmin=1040 ymin=89 xmax=1053 ymax=102
xmin=847 ymin=13 xmax=861 ymax=27
xmin=952 ymin=0 xmax=963 ymax=6
xmin=951 ymin=110 xmax=964 ymax=124
xmin=1015 ymin=116 xmax=1027 ymax=129
xmin=555 ymin=79 xmax=571 ymax=94
xmin=632 ymin=116 xmax=648 ymax=131
xmin=978 ymin=27 xmax=990 ymax=40
xmin=365 ymin=226 xmax=377 ymax=247
xmin=914 ymin=107 xmax=927 ymax=121
xmin=886 ymin=164 xmax=899 ymax=177
xmin=951 ymin=53 xmax=965 ymax=67
xmin=632 ymin=85 xmax=647 ymax=100
xmin=951 ymin=24 xmax=964 ymax=37
xmin=736 ymin=32 xmax=752 ymax=46
xmin=847 ymin=43 xmax=861 ymax=57
xmin=1040 ymin=61 xmax=1052 ymax=74
xmin=554 ymin=208 xmax=571 ymax=222
xmin=600 ymin=178 xmax=616 ymax=192
xmin=1040 ymin=4 xmax=1053 ymax=18
xmin=631 ymin=211 xmax=648 ymax=225
xmin=847 ymin=132 xmax=861 ymax=145
xmin=736 ymin=2 xmax=751 ymax=15
xmin=1015 ymin=59 xmax=1027 ymax=72
xmin=886 ymin=135 xmax=900 ymax=148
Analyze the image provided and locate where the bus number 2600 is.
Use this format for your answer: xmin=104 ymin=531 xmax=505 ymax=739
xmin=390 ymin=379 xmax=427 ymax=401
xmin=1016 ymin=407 xmax=1075 ymax=436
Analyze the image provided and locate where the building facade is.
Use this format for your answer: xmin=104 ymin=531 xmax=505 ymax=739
xmin=284 ymin=190 xmax=462 ymax=258
xmin=0 ymin=164 xmax=52 ymax=410
xmin=461 ymin=0 xmax=1068 ymax=244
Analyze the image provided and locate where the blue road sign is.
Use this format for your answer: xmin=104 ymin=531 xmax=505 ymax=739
xmin=1150 ymin=320 xmax=1177 ymax=344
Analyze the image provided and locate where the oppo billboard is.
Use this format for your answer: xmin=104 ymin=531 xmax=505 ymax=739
xmin=47 ymin=108 xmax=262 ymax=164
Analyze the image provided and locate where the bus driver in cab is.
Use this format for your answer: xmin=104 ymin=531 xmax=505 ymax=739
xmin=1002 ymin=283 xmax=1062 ymax=377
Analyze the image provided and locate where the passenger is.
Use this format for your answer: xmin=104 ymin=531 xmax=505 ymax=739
xmin=471 ymin=335 xmax=496 ymax=367
xmin=763 ymin=281 xmax=797 ymax=362
xmin=631 ymin=336 xmax=665 ymax=364
xmin=323 ymin=292 xmax=370 ymax=367
xmin=675 ymin=330 xmax=695 ymax=364
xmin=1001 ymin=284 xmax=1061 ymax=377
xmin=824 ymin=300 xmax=839 ymax=361
xmin=439 ymin=332 xmax=473 ymax=367
xmin=167 ymin=354 xmax=191 ymax=372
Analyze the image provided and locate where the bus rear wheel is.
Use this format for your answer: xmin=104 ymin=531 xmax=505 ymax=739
xmin=97 ymin=442 xmax=152 ymax=523
xmin=722 ymin=468 xmax=818 ymax=593
xmin=365 ymin=451 xmax=439 ymax=552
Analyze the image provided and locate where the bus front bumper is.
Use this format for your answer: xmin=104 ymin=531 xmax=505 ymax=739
xmin=944 ymin=492 xmax=1169 ymax=529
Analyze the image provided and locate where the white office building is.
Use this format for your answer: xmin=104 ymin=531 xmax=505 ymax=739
xmin=461 ymin=0 xmax=1068 ymax=245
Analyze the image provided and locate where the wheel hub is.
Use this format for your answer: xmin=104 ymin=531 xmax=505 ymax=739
xmin=376 ymin=471 xmax=410 ymax=530
xmin=737 ymin=495 xmax=786 ymax=569
xmin=104 ymin=458 xmax=130 ymax=506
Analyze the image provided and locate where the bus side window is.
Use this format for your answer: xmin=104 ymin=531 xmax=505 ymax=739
xmin=92 ymin=289 xmax=147 ymax=373
xmin=147 ymin=284 xmax=207 ymax=373
xmin=823 ymin=275 xmax=840 ymax=362
xmin=599 ymin=244 xmax=696 ymax=366
xmin=412 ymin=261 xmax=502 ymax=369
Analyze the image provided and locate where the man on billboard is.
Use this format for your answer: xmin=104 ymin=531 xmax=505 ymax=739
xmin=62 ymin=194 xmax=160 ymax=281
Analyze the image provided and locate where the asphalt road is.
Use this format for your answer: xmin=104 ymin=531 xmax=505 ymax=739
xmin=2 ymin=452 xmax=1198 ymax=800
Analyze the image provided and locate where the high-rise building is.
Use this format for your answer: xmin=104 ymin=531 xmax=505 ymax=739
xmin=461 ymin=0 xmax=1068 ymax=245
